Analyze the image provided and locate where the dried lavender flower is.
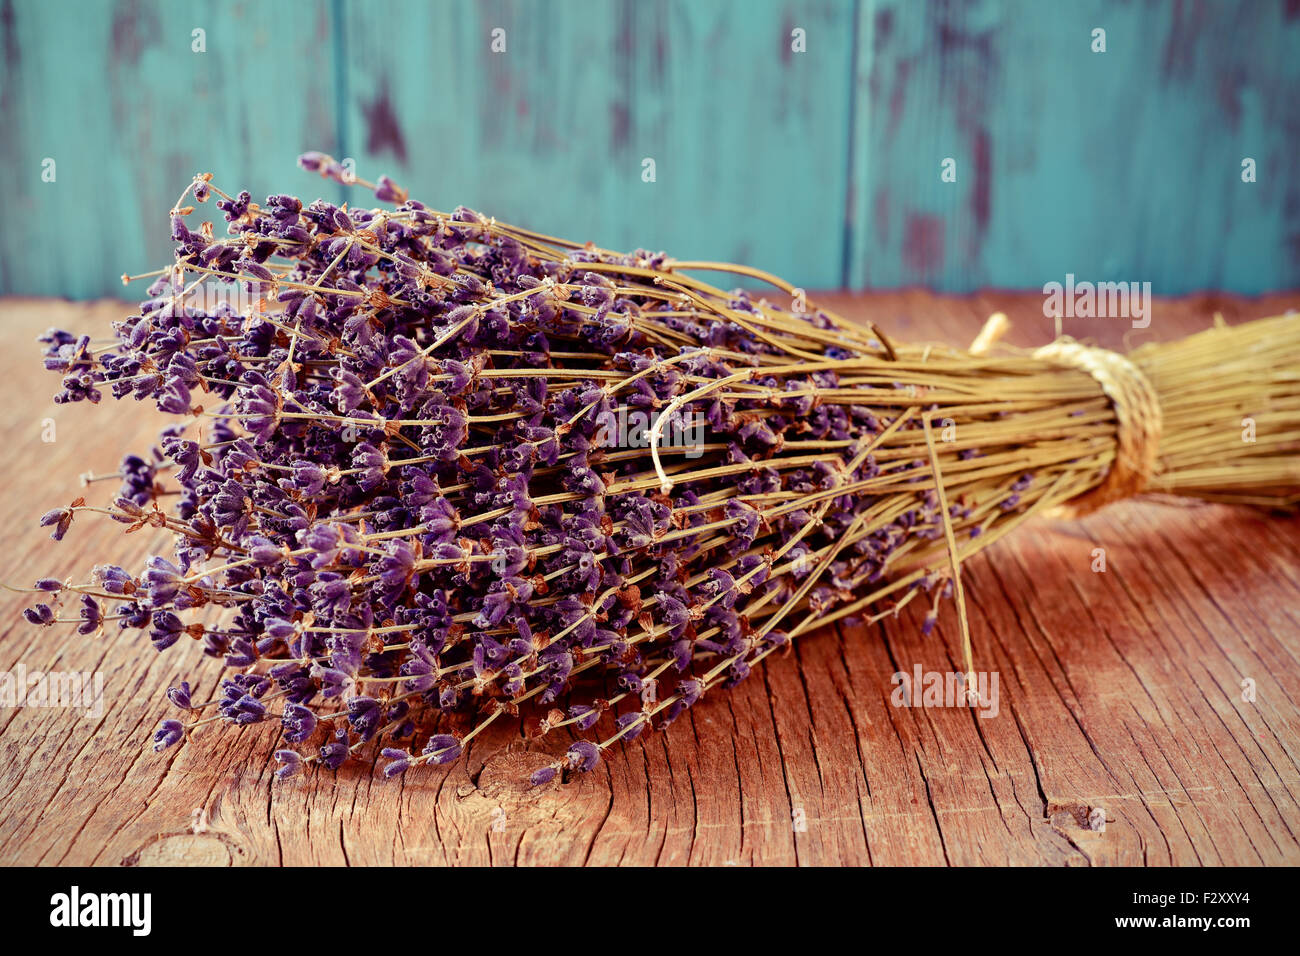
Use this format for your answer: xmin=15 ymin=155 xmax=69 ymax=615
xmin=20 ymin=157 xmax=1300 ymax=789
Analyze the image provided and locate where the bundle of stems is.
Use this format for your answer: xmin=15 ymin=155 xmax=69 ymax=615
xmin=20 ymin=157 xmax=1300 ymax=783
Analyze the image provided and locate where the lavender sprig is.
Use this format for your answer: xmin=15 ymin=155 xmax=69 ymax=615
xmin=24 ymin=154 xmax=1184 ymax=785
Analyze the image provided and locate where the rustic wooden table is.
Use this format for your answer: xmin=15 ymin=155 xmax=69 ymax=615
xmin=1 ymin=292 xmax=1297 ymax=867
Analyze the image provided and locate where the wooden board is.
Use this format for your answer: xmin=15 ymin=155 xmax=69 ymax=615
xmin=4 ymin=0 xmax=1300 ymax=298
xmin=0 ymin=291 xmax=1298 ymax=866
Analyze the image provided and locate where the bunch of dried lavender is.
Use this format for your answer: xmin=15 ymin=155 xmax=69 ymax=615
xmin=21 ymin=156 xmax=1300 ymax=785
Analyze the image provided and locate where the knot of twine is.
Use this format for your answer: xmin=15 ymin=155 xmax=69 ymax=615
xmin=1031 ymin=339 xmax=1163 ymax=516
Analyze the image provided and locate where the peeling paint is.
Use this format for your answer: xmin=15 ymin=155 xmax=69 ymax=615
xmin=902 ymin=214 xmax=945 ymax=276
xmin=361 ymin=79 xmax=408 ymax=165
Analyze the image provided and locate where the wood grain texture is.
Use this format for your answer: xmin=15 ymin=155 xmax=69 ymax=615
xmin=3 ymin=0 xmax=1299 ymax=298
xmin=0 ymin=291 xmax=1297 ymax=867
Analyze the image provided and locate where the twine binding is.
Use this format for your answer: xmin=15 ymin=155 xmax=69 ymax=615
xmin=967 ymin=314 xmax=1163 ymax=517
xmin=1031 ymin=340 xmax=1163 ymax=517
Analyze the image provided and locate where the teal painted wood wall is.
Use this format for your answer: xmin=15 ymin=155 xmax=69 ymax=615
xmin=1 ymin=0 xmax=1297 ymax=299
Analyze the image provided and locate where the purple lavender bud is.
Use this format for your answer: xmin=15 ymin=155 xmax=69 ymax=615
xmin=152 ymin=719 xmax=185 ymax=752
xmin=224 ymin=637 xmax=259 ymax=667
xmin=400 ymin=657 xmax=436 ymax=693
xmin=677 ymin=679 xmax=703 ymax=707
xmin=656 ymin=593 xmax=691 ymax=638
xmin=76 ymin=595 xmax=102 ymax=635
xmin=568 ymin=704 xmax=600 ymax=731
xmin=143 ymin=556 xmax=184 ymax=605
xmin=422 ymin=734 xmax=463 ymax=765
xmin=374 ymin=175 xmax=408 ymax=203
xmin=617 ymin=671 xmax=643 ymax=694
xmin=319 ymin=729 xmax=350 ymax=770
xmin=227 ymin=693 xmax=267 ymax=725
xmin=565 ymin=740 xmax=600 ymax=772
xmin=23 ymin=604 xmax=54 ymax=626
xmin=286 ymin=460 xmax=328 ymax=497
xmin=615 ymin=712 xmax=646 ymax=740
xmin=263 ymin=617 xmax=297 ymax=641
xmin=154 ymin=374 xmax=194 ymax=414
xmin=118 ymin=603 xmax=151 ymax=631
xmin=274 ymin=750 xmax=303 ymax=781
xmin=300 ymin=523 xmax=342 ymax=560
xmin=381 ymin=748 xmax=411 ymax=778
xmin=150 ymin=611 xmax=185 ymax=652
xmin=310 ymin=576 xmax=353 ymax=617
xmin=281 ymin=703 xmax=317 ymax=744
xmin=764 ymin=630 xmax=790 ymax=651
xmin=529 ymin=766 xmax=557 ymax=787
xmin=167 ymin=682 xmax=193 ymax=710
xmin=95 ymin=565 xmax=134 ymax=595
xmin=39 ymin=507 xmax=73 ymax=541
xmin=34 ymin=578 xmax=62 ymax=592
xmin=346 ymin=696 xmax=384 ymax=740
xmin=332 ymin=368 xmax=367 ymax=413
xmin=266 ymin=194 xmax=302 ymax=218
xmin=297 ymin=151 xmax=329 ymax=172
xmin=246 ymin=536 xmax=285 ymax=567
xmin=311 ymin=663 xmax=354 ymax=699
xmin=376 ymin=540 xmax=416 ymax=589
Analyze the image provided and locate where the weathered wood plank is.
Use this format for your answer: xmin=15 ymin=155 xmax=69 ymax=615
xmin=336 ymin=0 xmax=855 ymax=292
xmin=847 ymin=0 xmax=1300 ymax=292
xmin=0 ymin=0 xmax=339 ymax=298
xmin=0 ymin=292 xmax=1297 ymax=866
xmin=5 ymin=1 xmax=1299 ymax=298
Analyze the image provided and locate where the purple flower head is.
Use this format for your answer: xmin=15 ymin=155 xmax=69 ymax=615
xmin=311 ymin=662 xmax=355 ymax=699
xmin=346 ymin=695 xmax=384 ymax=741
xmin=150 ymin=611 xmax=185 ymax=652
xmin=94 ymin=565 xmax=134 ymax=595
xmin=75 ymin=595 xmax=102 ymax=635
xmin=274 ymin=749 xmax=303 ymax=781
xmin=143 ymin=556 xmax=185 ymax=606
xmin=374 ymin=175 xmax=408 ymax=204
xmin=381 ymin=747 xmax=411 ymax=778
xmin=615 ymin=712 xmax=646 ymax=740
xmin=39 ymin=507 xmax=73 ymax=541
xmin=281 ymin=702 xmax=318 ymax=744
xmin=565 ymin=740 xmax=601 ymax=772
xmin=297 ymin=151 xmax=329 ymax=172
xmin=167 ymin=682 xmax=193 ymax=710
xmin=284 ymin=460 xmax=329 ymax=497
xmin=422 ymin=734 xmax=463 ymax=765
xmin=567 ymin=703 xmax=600 ymax=731
xmin=153 ymin=719 xmax=185 ymax=752
xmin=319 ymin=728 xmax=350 ymax=771
xmin=23 ymin=604 xmax=54 ymax=627
xmin=529 ymin=766 xmax=557 ymax=787
xmin=677 ymin=679 xmax=704 ymax=708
